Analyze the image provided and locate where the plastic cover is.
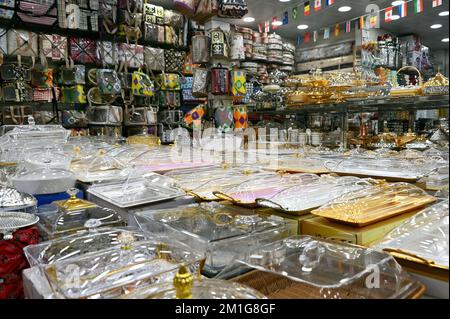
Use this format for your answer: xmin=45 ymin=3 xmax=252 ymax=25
xmin=135 ymin=202 xmax=292 ymax=276
xmin=10 ymin=167 xmax=76 ymax=195
xmin=87 ymin=173 xmax=185 ymax=208
xmin=373 ymin=200 xmax=449 ymax=269
xmin=323 ymin=157 xmax=440 ymax=181
xmin=218 ymin=236 xmax=425 ymax=299
xmin=24 ymin=227 xmax=152 ymax=268
xmin=213 ymin=173 xmax=321 ymax=205
xmin=122 ymin=278 xmax=266 ymax=299
xmin=311 ymin=183 xmax=436 ymax=227
xmin=256 ymin=175 xmax=371 ymax=214
xmin=42 ymin=236 xmax=205 ymax=299
xmin=166 ymin=165 xmax=278 ymax=200
xmin=37 ymin=203 xmax=125 ymax=239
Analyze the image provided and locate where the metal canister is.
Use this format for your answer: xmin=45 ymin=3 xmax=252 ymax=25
xmin=192 ymin=31 xmax=210 ymax=64
xmin=210 ymin=27 xmax=229 ymax=59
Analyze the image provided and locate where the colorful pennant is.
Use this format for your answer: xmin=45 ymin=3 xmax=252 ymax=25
xmin=385 ymin=6 xmax=393 ymax=22
xmin=369 ymin=15 xmax=378 ymax=28
xmin=292 ymin=7 xmax=299 ymax=20
xmin=283 ymin=11 xmax=289 ymax=25
xmin=398 ymin=2 xmax=407 ymax=18
xmin=432 ymin=0 xmax=443 ymax=8
xmin=414 ymin=0 xmax=423 ymax=13
xmin=272 ymin=17 xmax=280 ymax=30
xmin=304 ymin=31 xmax=310 ymax=43
xmin=313 ymin=30 xmax=318 ymax=42
xmin=334 ymin=23 xmax=340 ymax=37
xmin=359 ymin=16 xmax=366 ymax=29
xmin=324 ymin=27 xmax=330 ymax=39
xmin=304 ymin=1 xmax=311 ymax=15
xmin=314 ymin=0 xmax=322 ymax=11
xmin=345 ymin=20 xmax=351 ymax=33
xmin=326 ymin=0 xmax=334 ymax=6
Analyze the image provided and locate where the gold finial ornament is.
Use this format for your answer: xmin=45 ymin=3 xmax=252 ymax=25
xmin=174 ymin=265 xmax=193 ymax=299
xmin=53 ymin=188 xmax=97 ymax=211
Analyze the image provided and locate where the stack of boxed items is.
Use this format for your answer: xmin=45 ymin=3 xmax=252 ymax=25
xmin=281 ymin=43 xmax=296 ymax=74
xmin=257 ymin=64 xmax=269 ymax=84
xmin=267 ymin=33 xmax=283 ymax=64
xmin=235 ymin=26 xmax=254 ymax=60
xmin=241 ymin=61 xmax=259 ymax=76
xmin=252 ymin=32 xmax=268 ymax=61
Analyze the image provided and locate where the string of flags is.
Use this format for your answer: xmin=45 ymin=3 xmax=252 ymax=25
xmin=261 ymin=0 xmax=443 ymax=46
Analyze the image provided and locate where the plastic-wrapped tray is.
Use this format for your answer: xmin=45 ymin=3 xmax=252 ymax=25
xmin=311 ymin=183 xmax=436 ymax=227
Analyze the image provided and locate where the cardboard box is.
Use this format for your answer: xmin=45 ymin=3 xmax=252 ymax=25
xmin=300 ymin=210 xmax=421 ymax=247
xmin=256 ymin=208 xmax=315 ymax=235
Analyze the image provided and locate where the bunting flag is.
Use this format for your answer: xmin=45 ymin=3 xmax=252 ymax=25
xmin=369 ymin=14 xmax=378 ymax=28
xmin=334 ymin=23 xmax=340 ymax=37
xmin=398 ymin=1 xmax=407 ymax=18
xmin=324 ymin=27 xmax=330 ymax=39
xmin=297 ymin=34 xmax=302 ymax=46
xmin=433 ymin=0 xmax=443 ymax=8
xmin=292 ymin=7 xmax=299 ymax=20
xmin=414 ymin=0 xmax=423 ymax=13
xmin=304 ymin=1 xmax=311 ymax=15
xmin=326 ymin=0 xmax=334 ymax=6
xmin=314 ymin=0 xmax=322 ymax=11
xmin=272 ymin=17 xmax=280 ymax=30
xmin=258 ymin=23 xmax=263 ymax=33
xmin=313 ymin=30 xmax=318 ymax=42
xmin=385 ymin=6 xmax=393 ymax=22
xmin=283 ymin=11 xmax=289 ymax=25
xmin=345 ymin=20 xmax=351 ymax=33
xmin=359 ymin=16 xmax=366 ymax=29
xmin=265 ymin=20 xmax=270 ymax=33
xmin=304 ymin=31 xmax=310 ymax=43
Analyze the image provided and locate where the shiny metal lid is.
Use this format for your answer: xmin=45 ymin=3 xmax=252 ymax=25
xmin=0 ymin=186 xmax=37 ymax=210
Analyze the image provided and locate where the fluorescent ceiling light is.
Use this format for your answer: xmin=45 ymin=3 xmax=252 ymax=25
xmin=391 ymin=15 xmax=400 ymax=20
xmin=297 ymin=24 xmax=309 ymax=30
xmin=439 ymin=11 xmax=449 ymax=16
xmin=431 ymin=24 xmax=443 ymax=29
xmin=243 ymin=17 xmax=255 ymax=23
xmin=338 ymin=6 xmax=352 ymax=12
xmin=279 ymin=0 xmax=291 ymax=2
xmin=272 ymin=21 xmax=283 ymax=26
xmin=442 ymin=38 xmax=449 ymax=42
xmin=392 ymin=1 xmax=404 ymax=6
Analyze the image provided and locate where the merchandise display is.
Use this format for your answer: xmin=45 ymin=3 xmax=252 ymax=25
xmin=135 ymin=202 xmax=292 ymax=277
xmin=221 ymin=236 xmax=426 ymax=299
xmin=0 ymin=0 xmax=448 ymax=301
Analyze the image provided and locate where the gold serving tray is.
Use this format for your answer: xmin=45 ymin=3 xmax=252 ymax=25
xmin=384 ymin=250 xmax=449 ymax=282
xmin=311 ymin=184 xmax=436 ymax=227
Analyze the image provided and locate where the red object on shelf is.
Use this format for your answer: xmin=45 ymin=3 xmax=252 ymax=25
xmin=0 ymin=226 xmax=39 ymax=299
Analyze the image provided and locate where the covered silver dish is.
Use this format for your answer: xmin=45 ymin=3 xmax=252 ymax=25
xmin=0 ymin=186 xmax=37 ymax=214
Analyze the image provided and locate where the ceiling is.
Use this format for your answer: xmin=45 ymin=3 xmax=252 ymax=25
xmin=150 ymin=0 xmax=449 ymax=50
xmin=236 ymin=0 xmax=450 ymax=50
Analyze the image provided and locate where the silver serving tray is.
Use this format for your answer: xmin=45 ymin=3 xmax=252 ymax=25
xmin=0 ymin=212 xmax=39 ymax=239
xmin=87 ymin=178 xmax=185 ymax=208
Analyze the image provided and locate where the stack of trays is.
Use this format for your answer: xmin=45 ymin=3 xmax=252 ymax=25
xmin=236 ymin=26 xmax=254 ymax=59
xmin=252 ymin=44 xmax=267 ymax=61
xmin=267 ymin=33 xmax=283 ymax=64
xmin=282 ymin=42 xmax=295 ymax=73
xmin=257 ymin=64 xmax=269 ymax=84
xmin=241 ymin=61 xmax=259 ymax=75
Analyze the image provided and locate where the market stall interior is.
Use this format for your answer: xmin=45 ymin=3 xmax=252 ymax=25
xmin=0 ymin=0 xmax=448 ymax=300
